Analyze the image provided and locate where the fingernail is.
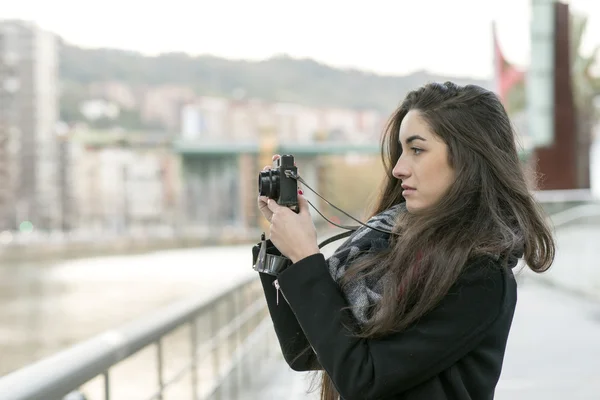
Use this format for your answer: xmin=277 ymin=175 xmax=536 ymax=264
xmin=298 ymin=189 xmax=303 ymax=195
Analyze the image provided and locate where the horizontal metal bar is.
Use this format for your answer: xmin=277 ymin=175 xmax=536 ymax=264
xmin=534 ymin=189 xmax=596 ymax=203
xmin=0 ymin=275 xmax=258 ymax=400
xmin=550 ymin=203 xmax=600 ymax=228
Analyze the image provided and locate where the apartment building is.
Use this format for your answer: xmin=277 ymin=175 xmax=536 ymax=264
xmin=0 ymin=20 xmax=60 ymax=230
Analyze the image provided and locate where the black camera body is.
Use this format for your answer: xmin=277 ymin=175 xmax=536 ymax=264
xmin=258 ymin=154 xmax=298 ymax=211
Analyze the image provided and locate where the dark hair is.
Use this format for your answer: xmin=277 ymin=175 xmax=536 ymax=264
xmin=318 ymin=81 xmax=555 ymax=400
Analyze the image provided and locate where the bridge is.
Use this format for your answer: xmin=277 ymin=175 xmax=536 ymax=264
xmin=0 ymin=189 xmax=598 ymax=400
xmin=172 ymin=136 xmax=531 ymax=232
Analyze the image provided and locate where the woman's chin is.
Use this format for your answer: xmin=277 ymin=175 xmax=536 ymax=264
xmin=405 ymin=200 xmax=428 ymax=214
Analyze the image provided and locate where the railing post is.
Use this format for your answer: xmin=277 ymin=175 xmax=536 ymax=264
xmin=211 ymin=304 xmax=221 ymax=400
xmin=241 ymin=285 xmax=250 ymax=388
xmin=156 ymin=339 xmax=164 ymax=400
xmin=260 ymin=293 xmax=269 ymax=364
xmin=191 ymin=319 xmax=198 ymax=400
xmin=229 ymin=291 xmax=239 ymax=399
xmin=103 ymin=371 xmax=110 ymax=400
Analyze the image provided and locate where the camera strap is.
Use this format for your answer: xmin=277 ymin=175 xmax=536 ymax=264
xmin=318 ymin=229 xmax=355 ymax=249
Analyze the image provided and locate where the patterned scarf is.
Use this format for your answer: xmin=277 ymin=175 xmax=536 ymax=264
xmin=326 ymin=203 xmax=406 ymax=325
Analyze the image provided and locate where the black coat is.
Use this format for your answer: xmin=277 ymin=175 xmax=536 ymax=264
xmin=258 ymin=250 xmax=518 ymax=400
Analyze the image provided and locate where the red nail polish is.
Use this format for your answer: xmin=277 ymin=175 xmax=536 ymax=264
xmin=298 ymin=189 xmax=303 ymax=195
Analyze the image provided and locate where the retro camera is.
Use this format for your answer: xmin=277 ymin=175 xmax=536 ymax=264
xmin=258 ymin=154 xmax=298 ymax=211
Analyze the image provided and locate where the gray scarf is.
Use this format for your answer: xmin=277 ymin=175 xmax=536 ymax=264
xmin=327 ymin=203 xmax=406 ymax=325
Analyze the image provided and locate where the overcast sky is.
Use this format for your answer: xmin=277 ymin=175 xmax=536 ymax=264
xmin=3 ymin=0 xmax=599 ymax=78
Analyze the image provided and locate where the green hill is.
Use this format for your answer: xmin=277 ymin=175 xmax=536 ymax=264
xmin=59 ymin=42 xmax=491 ymax=113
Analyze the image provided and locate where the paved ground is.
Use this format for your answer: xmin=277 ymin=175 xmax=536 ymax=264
xmin=245 ymin=277 xmax=600 ymax=399
xmin=495 ymin=276 xmax=600 ymax=399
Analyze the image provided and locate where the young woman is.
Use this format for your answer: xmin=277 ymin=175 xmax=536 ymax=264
xmin=255 ymin=81 xmax=555 ymax=400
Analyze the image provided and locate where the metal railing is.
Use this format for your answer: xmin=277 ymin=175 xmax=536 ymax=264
xmin=0 ymin=275 xmax=276 ymax=400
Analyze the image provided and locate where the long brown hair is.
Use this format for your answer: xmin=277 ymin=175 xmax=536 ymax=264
xmin=318 ymin=82 xmax=555 ymax=399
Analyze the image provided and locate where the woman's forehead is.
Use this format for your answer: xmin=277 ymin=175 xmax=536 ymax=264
xmin=398 ymin=111 xmax=436 ymax=142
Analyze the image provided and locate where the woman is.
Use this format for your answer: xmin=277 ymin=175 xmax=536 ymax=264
xmin=255 ymin=81 xmax=555 ymax=400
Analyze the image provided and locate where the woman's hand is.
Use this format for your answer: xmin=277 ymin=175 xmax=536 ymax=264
xmin=267 ymin=192 xmax=320 ymax=264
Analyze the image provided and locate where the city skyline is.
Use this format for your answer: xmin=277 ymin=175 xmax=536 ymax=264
xmin=3 ymin=0 xmax=599 ymax=79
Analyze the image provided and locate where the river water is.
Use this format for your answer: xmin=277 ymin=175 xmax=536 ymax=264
xmin=0 ymin=244 xmax=257 ymax=379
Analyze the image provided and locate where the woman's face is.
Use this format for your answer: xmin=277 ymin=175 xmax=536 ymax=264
xmin=392 ymin=110 xmax=456 ymax=212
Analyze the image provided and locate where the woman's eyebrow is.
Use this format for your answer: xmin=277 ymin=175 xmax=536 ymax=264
xmin=399 ymin=134 xmax=427 ymax=144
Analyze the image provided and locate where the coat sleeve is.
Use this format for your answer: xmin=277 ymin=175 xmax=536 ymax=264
xmin=276 ymin=253 xmax=508 ymax=400
xmin=258 ymin=272 xmax=322 ymax=371
xmin=253 ymin=239 xmax=321 ymax=370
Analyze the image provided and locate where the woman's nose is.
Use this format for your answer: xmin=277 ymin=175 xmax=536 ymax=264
xmin=392 ymin=158 xmax=409 ymax=180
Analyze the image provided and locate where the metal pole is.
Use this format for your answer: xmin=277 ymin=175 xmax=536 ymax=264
xmin=190 ymin=319 xmax=198 ymax=400
xmin=103 ymin=371 xmax=111 ymax=400
xmin=211 ymin=306 xmax=221 ymax=400
xmin=156 ymin=340 xmax=164 ymax=400
xmin=241 ymin=285 xmax=250 ymax=387
xmin=229 ymin=293 xmax=238 ymax=400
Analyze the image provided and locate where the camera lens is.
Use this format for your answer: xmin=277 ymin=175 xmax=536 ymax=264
xmin=258 ymin=170 xmax=280 ymax=199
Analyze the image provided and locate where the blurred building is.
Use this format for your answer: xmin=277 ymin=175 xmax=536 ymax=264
xmin=140 ymin=85 xmax=196 ymax=132
xmin=0 ymin=20 xmax=60 ymax=230
xmin=0 ymin=23 xmax=19 ymax=230
xmin=273 ymin=103 xmax=318 ymax=142
xmin=181 ymin=96 xmax=230 ymax=140
xmin=88 ymin=81 xmax=138 ymax=111
xmin=55 ymin=123 xmax=78 ymax=231
xmin=69 ymin=133 xmax=182 ymax=233
xmin=179 ymin=95 xmax=387 ymax=144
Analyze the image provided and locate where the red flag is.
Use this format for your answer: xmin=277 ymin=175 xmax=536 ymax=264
xmin=493 ymin=21 xmax=525 ymax=104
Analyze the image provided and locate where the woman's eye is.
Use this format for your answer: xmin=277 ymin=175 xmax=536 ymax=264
xmin=412 ymin=147 xmax=423 ymax=155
